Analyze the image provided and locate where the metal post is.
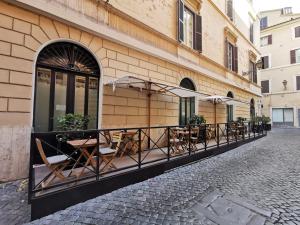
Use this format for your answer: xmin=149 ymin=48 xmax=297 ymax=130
xmin=167 ymin=127 xmax=170 ymax=161
xmin=248 ymin=122 xmax=251 ymax=139
xmin=188 ymin=125 xmax=191 ymax=156
xmin=28 ymin=133 xmax=34 ymax=203
xmin=138 ymin=128 xmax=142 ymax=169
xmin=242 ymin=124 xmax=245 ymax=140
xmin=204 ymin=124 xmax=207 ymax=151
xmin=96 ymin=130 xmax=100 ymax=181
xmin=235 ymin=123 xmax=238 ymax=143
xmin=226 ymin=123 xmax=229 ymax=145
xmin=217 ymin=123 xmax=219 ymax=148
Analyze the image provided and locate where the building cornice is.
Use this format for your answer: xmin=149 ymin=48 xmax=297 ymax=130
xmin=7 ymin=0 xmax=261 ymax=97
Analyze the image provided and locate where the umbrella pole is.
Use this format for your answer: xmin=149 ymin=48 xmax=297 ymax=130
xmin=214 ymin=102 xmax=217 ymax=126
xmin=147 ymin=83 xmax=151 ymax=149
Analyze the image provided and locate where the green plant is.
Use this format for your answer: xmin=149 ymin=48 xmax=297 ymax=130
xmin=261 ymin=115 xmax=271 ymax=124
xmin=189 ymin=115 xmax=206 ymax=125
xmin=236 ymin=117 xmax=247 ymax=123
xmin=56 ymin=114 xmax=90 ymax=131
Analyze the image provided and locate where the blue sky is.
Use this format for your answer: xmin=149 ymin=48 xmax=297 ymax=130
xmin=253 ymin=0 xmax=300 ymax=13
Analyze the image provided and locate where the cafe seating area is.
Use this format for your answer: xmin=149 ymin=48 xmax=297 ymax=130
xmin=30 ymin=122 xmax=263 ymax=196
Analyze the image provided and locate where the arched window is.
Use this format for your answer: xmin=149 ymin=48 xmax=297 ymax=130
xmin=227 ymin=91 xmax=234 ymax=122
xmin=179 ymin=78 xmax=196 ymax=125
xmin=33 ymin=42 xmax=100 ymax=131
xmin=250 ymin=98 xmax=255 ymax=121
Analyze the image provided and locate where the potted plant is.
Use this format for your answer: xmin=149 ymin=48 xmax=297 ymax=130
xmin=56 ymin=113 xmax=90 ymax=142
xmin=262 ymin=115 xmax=271 ymax=131
xmin=188 ymin=114 xmax=206 ymax=141
xmin=189 ymin=114 xmax=206 ymax=125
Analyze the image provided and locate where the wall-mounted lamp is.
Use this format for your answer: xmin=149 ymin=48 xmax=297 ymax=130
xmin=282 ymin=80 xmax=287 ymax=90
xmin=256 ymin=59 xmax=263 ymax=70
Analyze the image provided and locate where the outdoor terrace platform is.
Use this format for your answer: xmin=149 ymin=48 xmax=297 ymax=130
xmin=29 ymin=123 xmax=266 ymax=220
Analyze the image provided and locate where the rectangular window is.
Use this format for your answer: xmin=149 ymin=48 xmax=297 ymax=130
xmin=295 ymin=26 xmax=300 ymax=38
xmin=261 ymin=80 xmax=269 ymax=93
xmin=291 ymin=49 xmax=300 ymax=64
xmin=183 ymin=7 xmax=194 ymax=48
xmin=226 ymin=0 xmax=233 ymax=21
xmin=261 ymin=56 xmax=269 ymax=69
xmin=260 ymin=35 xmax=272 ymax=46
xmin=296 ymin=76 xmax=300 ymax=90
xmin=260 ymin=17 xmax=268 ymax=30
xmin=177 ymin=1 xmax=202 ymax=52
xmin=225 ymin=41 xmax=238 ymax=73
xmin=282 ymin=7 xmax=292 ymax=15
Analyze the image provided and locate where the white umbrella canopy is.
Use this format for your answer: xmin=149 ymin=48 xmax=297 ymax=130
xmin=204 ymin=95 xmax=249 ymax=106
xmin=106 ymin=76 xmax=208 ymax=99
xmin=204 ymin=95 xmax=249 ymax=125
xmin=105 ymin=76 xmax=209 ymax=127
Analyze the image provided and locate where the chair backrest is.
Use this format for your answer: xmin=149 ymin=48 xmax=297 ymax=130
xmin=192 ymin=127 xmax=200 ymax=138
xmin=35 ymin=138 xmax=50 ymax=166
xmin=103 ymin=130 xmax=112 ymax=144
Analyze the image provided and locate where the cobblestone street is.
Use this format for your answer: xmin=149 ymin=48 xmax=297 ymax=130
xmin=2 ymin=128 xmax=300 ymax=225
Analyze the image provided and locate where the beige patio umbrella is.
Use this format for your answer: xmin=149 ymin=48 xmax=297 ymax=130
xmin=106 ymin=76 xmax=208 ymax=128
xmin=203 ymin=95 xmax=249 ymax=125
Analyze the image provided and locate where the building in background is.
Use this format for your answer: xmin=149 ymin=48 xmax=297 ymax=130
xmin=260 ymin=7 xmax=300 ymax=127
xmin=0 ymin=0 xmax=261 ymax=181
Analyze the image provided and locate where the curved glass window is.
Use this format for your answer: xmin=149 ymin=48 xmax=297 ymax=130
xmin=34 ymin=42 xmax=100 ymax=132
xmin=179 ymin=78 xmax=196 ymax=125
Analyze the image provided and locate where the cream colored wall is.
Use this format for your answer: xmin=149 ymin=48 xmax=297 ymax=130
xmin=260 ymin=16 xmax=300 ymax=127
xmin=260 ymin=9 xmax=300 ymax=28
xmin=261 ymin=19 xmax=300 ymax=68
xmin=14 ymin=0 xmax=261 ymax=92
xmin=0 ymin=1 xmax=260 ymax=181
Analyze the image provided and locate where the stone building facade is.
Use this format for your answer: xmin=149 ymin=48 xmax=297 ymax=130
xmin=0 ymin=0 xmax=261 ymax=181
xmin=260 ymin=8 xmax=300 ymax=127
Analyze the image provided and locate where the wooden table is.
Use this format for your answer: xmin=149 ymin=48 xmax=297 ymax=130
xmin=67 ymin=138 xmax=105 ymax=177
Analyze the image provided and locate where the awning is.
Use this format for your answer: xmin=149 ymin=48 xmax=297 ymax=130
xmin=105 ymin=76 xmax=208 ymax=99
xmin=204 ymin=95 xmax=249 ymax=106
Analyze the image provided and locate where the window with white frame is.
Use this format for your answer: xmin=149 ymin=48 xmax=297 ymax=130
xmin=183 ymin=8 xmax=194 ymax=48
xmin=260 ymin=17 xmax=268 ymax=30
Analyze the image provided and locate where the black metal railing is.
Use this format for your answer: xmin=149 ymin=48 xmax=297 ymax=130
xmin=28 ymin=122 xmax=266 ymax=200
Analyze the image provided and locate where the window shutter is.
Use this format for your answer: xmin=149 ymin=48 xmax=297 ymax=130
xmin=295 ymin=27 xmax=300 ymax=38
xmin=225 ymin=39 xmax=229 ymax=68
xmin=253 ymin=67 xmax=257 ymax=83
xmin=233 ymin=46 xmax=238 ymax=73
xmin=194 ymin=14 xmax=202 ymax=52
xmin=268 ymin=35 xmax=272 ymax=44
xmin=297 ymin=76 xmax=300 ymax=90
xmin=261 ymin=80 xmax=269 ymax=93
xmin=226 ymin=0 xmax=233 ymax=21
xmin=264 ymin=56 xmax=269 ymax=69
xmin=178 ymin=0 xmax=184 ymax=42
xmin=291 ymin=50 xmax=296 ymax=64
xmin=250 ymin=23 xmax=254 ymax=43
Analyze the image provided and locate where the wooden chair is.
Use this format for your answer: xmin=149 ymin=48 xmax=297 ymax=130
xmin=98 ymin=132 xmax=123 ymax=172
xmin=169 ymin=128 xmax=182 ymax=155
xmin=35 ymin=138 xmax=70 ymax=188
xmin=190 ymin=127 xmax=200 ymax=152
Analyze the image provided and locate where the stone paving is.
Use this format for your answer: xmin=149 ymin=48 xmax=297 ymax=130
xmin=0 ymin=179 xmax=30 ymax=225
xmin=2 ymin=128 xmax=300 ymax=225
